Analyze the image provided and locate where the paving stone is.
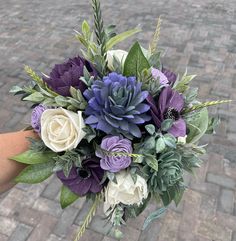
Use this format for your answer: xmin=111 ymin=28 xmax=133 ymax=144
xmin=42 ymin=176 xmax=62 ymax=200
xmin=218 ymin=189 xmax=235 ymax=214
xmin=0 ymin=216 xmax=18 ymax=236
xmin=207 ymin=173 xmax=236 ymax=189
xmin=8 ymin=223 xmax=33 ymax=241
xmin=53 ymin=206 xmax=80 ymax=237
xmin=27 ymin=214 xmax=57 ymax=241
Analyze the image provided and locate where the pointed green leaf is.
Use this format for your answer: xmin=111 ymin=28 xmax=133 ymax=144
xmin=142 ymin=207 xmax=167 ymax=230
xmin=11 ymin=150 xmax=57 ymax=165
xmin=60 ymin=185 xmax=79 ymax=209
xmin=15 ymin=161 xmax=55 ymax=184
xmin=106 ymin=28 xmax=141 ymax=50
xmin=123 ymin=42 xmax=150 ymax=77
xmin=186 ymin=108 xmax=208 ymax=143
xmin=145 ymin=154 xmax=158 ymax=171
xmin=155 ymin=137 xmax=166 ymax=153
xmin=23 ymin=92 xmax=44 ymax=102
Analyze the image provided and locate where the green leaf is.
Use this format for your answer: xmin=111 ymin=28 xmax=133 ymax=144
xmin=173 ymin=71 xmax=196 ymax=93
xmin=186 ymin=108 xmax=209 ymax=143
xmin=148 ymin=52 xmax=161 ymax=69
xmin=60 ymin=185 xmax=79 ymax=209
xmin=82 ymin=20 xmax=91 ymax=39
xmin=155 ymin=137 xmax=166 ymax=153
xmin=11 ymin=150 xmax=57 ymax=165
xmin=142 ymin=207 xmax=167 ymax=230
xmin=15 ymin=161 xmax=55 ymax=184
xmin=23 ymin=92 xmax=44 ymax=102
xmin=163 ymin=134 xmax=176 ymax=148
xmin=123 ymin=42 xmax=150 ymax=77
xmin=205 ymin=116 xmax=220 ymax=134
xmin=145 ymin=154 xmax=158 ymax=171
xmin=145 ymin=124 xmax=156 ymax=135
xmin=106 ymin=28 xmax=141 ymax=50
xmin=161 ymin=119 xmax=174 ymax=132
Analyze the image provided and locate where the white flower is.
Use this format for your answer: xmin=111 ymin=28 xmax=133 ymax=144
xmin=106 ymin=50 xmax=128 ymax=71
xmin=104 ymin=171 xmax=148 ymax=214
xmin=41 ymin=108 xmax=86 ymax=152
xmin=177 ymin=135 xmax=187 ymax=144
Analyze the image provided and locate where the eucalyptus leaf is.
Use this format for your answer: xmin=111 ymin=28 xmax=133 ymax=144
xmin=161 ymin=119 xmax=174 ymax=132
xmin=142 ymin=207 xmax=167 ymax=230
xmin=155 ymin=137 xmax=166 ymax=153
xmin=163 ymin=134 xmax=176 ymax=148
xmin=23 ymin=92 xmax=44 ymax=102
xmin=15 ymin=161 xmax=55 ymax=184
xmin=123 ymin=42 xmax=150 ymax=77
xmin=145 ymin=124 xmax=156 ymax=135
xmin=144 ymin=154 xmax=158 ymax=171
xmin=11 ymin=150 xmax=57 ymax=165
xmin=60 ymin=185 xmax=79 ymax=209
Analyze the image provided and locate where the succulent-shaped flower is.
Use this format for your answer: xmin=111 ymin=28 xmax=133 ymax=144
xmin=43 ymin=56 xmax=97 ymax=97
xmin=57 ymin=157 xmax=104 ymax=196
xmin=83 ymin=72 xmax=151 ymax=138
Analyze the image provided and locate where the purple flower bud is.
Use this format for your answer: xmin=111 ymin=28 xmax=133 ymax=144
xmin=96 ymin=136 xmax=133 ymax=173
xmin=151 ymin=68 xmax=169 ymax=86
xmin=31 ymin=105 xmax=47 ymax=133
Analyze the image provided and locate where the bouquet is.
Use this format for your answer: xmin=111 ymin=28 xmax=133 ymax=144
xmin=10 ymin=0 xmax=231 ymax=240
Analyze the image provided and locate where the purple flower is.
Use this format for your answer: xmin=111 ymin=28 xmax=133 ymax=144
xmin=31 ymin=105 xmax=47 ymax=133
xmin=96 ymin=136 xmax=132 ymax=173
xmin=151 ymin=68 xmax=169 ymax=86
xmin=162 ymin=68 xmax=177 ymax=85
xmin=146 ymin=86 xmax=186 ymax=137
xmin=57 ymin=157 xmax=104 ymax=196
xmin=83 ymin=72 xmax=151 ymax=138
xmin=43 ymin=56 xmax=97 ymax=97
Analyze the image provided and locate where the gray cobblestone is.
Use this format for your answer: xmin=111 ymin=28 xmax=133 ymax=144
xmin=207 ymin=173 xmax=236 ymax=189
xmin=219 ymin=189 xmax=235 ymax=214
xmin=8 ymin=224 xmax=33 ymax=241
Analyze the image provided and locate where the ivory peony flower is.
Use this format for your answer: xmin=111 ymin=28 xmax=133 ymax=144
xmin=41 ymin=108 xmax=86 ymax=152
xmin=107 ymin=50 xmax=128 ymax=71
xmin=104 ymin=171 xmax=148 ymax=208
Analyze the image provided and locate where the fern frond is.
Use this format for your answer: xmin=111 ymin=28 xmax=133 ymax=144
xmin=183 ymin=100 xmax=232 ymax=114
xmin=74 ymin=193 xmax=103 ymax=241
xmin=149 ymin=16 xmax=162 ymax=54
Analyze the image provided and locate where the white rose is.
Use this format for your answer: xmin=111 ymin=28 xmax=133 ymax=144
xmin=41 ymin=108 xmax=86 ymax=152
xmin=104 ymin=171 xmax=148 ymax=214
xmin=106 ymin=50 xmax=128 ymax=71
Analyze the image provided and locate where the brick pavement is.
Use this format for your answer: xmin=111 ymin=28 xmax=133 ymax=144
xmin=0 ymin=0 xmax=236 ymax=240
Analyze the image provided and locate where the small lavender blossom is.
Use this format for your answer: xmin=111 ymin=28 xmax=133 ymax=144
xmin=96 ymin=136 xmax=132 ymax=173
xmin=31 ymin=105 xmax=47 ymax=133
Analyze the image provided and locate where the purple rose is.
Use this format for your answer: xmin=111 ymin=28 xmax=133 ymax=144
xmin=43 ymin=56 xmax=97 ymax=97
xmin=96 ymin=136 xmax=132 ymax=173
xmin=31 ymin=105 xmax=47 ymax=133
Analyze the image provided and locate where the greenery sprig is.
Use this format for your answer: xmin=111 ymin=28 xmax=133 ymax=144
xmin=74 ymin=193 xmax=103 ymax=241
xmin=183 ymin=99 xmax=232 ymax=114
xmin=91 ymin=0 xmax=107 ymax=75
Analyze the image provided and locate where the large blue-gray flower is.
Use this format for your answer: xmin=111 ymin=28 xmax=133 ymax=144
xmin=83 ymin=72 xmax=151 ymax=138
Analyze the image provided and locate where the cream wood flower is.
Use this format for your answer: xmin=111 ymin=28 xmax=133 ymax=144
xmin=104 ymin=170 xmax=148 ymax=213
xmin=41 ymin=108 xmax=86 ymax=152
xmin=106 ymin=50 xmax=128 ymax=71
